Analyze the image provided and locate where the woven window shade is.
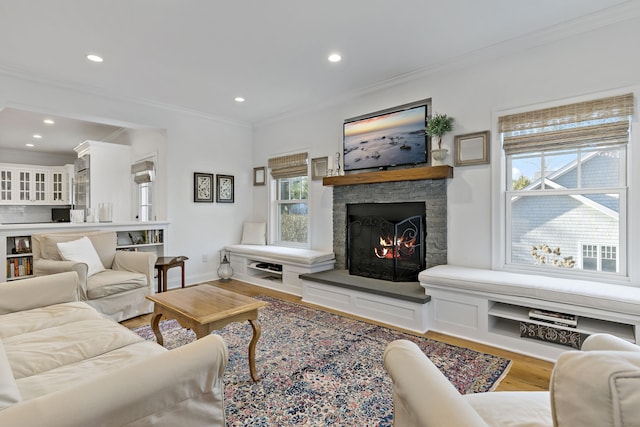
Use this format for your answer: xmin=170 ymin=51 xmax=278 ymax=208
xmin=503 ymin=122 xmax=630 ymax=155
xmin=499 ymin=93 xmax=634 ymax=156
xmin=498 ymin=93 xmax=634 ymax=133
xmin=268 ymin=152 xmax=308 ymax=179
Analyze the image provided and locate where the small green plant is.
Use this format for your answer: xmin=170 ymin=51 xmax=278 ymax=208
xmin=425 ymin=113 xmax=454 ymax=149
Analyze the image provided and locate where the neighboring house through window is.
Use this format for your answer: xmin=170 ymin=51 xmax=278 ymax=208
xmin=498 ymin=93 xmax=634 ymax=279
xmin=582 ymin=244 xmax=617 ymax=273
xmin=268 ymin=152 xmax=309 ymax=247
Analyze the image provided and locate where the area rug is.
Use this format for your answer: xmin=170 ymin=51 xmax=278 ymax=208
xmin=132 ymin=296 xmax=511 ymax=426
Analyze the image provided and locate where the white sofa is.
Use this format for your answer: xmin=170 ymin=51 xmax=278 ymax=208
xmin=32 ymin=230 xmax=157 ymax=321
xmin=0 ymin=272 xmax=228 ymax=427
xmin=384 ymin=334 xmax=640 ymax=427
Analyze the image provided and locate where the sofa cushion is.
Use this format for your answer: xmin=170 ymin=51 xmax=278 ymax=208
xmin=550 ymin=350 xmax=640 ymax=427
xmin=37 ymin=231 xmax=117 ymax=268
xmin=57 ymin=237 xmax=106 ymax=277
xmin=241 ymin=222 xmax=267 ymax=245
xmin=3 ymin=318 xmax=144 ymax=380
xmin=16 ymin=341 xmax=165 ymax=401
xmin=35 ymin=231 xmax=100 ymax=260
xmin=86 ymin=269 xmax=148 ymax=299
xmin=0 ymin=340 xmax=21 ymax=410
xmin=0 ymin=302 xmax=103 ymax=340
xmin=464 ymin=391 xmax=552 ymax=427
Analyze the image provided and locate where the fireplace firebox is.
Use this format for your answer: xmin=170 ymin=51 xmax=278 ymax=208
xmin=347 ymin=202 xmax=426 ymax=281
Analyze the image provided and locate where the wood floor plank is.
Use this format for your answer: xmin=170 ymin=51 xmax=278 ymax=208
xmin=122 ymin=279 xmax=553 ymax=392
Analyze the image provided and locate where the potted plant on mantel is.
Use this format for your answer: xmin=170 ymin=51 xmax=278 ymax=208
xmin=425 ymin=113 xmax=454 ymax=164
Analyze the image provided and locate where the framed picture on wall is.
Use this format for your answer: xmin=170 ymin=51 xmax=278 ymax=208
xmin=253 ymin=167 xmax=266 ymax=186
xmin=216 ymin=174 xmax=234 ymax=203
xmin=13 ymin=237 xmax=30 ymax=254
xmin=454 ymin=131 xmax=490 ymax=166
xmin=311 ymin=157 xmax=329 ymax=180
xmin=193 ymin=172 xmax=214 ymax=202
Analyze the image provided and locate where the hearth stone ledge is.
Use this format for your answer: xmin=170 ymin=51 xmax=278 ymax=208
xmin=301 ymin=271 xmax=430 ymax=333
xmin=300 ymin=269 xmax=430 ymax=304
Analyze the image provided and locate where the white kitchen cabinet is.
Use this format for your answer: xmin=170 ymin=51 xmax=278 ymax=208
xmin=0 ymin=167 xmax=13 ymax=202
xmin=16 ymin=167 xmax=47 ymax=203
xmin=50 ymin=166 xmax=71 ymax=204
xmin=0 ymin=164 xmax=70 ymax=205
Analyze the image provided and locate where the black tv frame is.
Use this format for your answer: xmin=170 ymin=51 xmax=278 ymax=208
xmin=343 ymin=98 xmax=431 ymax=172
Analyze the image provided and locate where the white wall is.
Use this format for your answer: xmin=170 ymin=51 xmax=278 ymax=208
xmin=0 ymin=74 xmax=254 ymax=286
xmin=253 ymin=16 xmax=640 ymax=280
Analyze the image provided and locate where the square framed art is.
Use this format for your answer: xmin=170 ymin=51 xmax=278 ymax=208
xmin=454 ymin=131 xmax=490 ymax=166
xmin=216 ymin=174 xmax=234 ymax=203
xmin=311 ymin=157 xmax=329 ymax=180
xmin=193 ymin=172 xmax=214 ymax=202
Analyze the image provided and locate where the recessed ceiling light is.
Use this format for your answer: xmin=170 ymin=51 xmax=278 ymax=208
xmin=328 ymin=53 xmax=342 ymax=62
xmin=43 ymin=119 xmax=55 ymax=125
xmin=87 ymin=54 xmax=104 ymax=63
xmin=235 ymin=97 xmax=245 ymax=103
xmin=25 ymin=143 xmax=34 ymax=148
xmin=32 ymin=134 xmax=42 ymax=139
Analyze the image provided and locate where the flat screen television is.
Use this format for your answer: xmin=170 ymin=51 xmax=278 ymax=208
xmin=343 ymin=100 xmax=429 ymax=172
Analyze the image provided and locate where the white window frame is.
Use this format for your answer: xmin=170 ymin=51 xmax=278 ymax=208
xmin=269 ymin=173 xmax=310 ymax=248
xmin=492 ymin=89 xmax=636 ymax=284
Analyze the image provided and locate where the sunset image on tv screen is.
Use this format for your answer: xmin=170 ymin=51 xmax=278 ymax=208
xmin=343 ymin=105 xmax=426 ymax=171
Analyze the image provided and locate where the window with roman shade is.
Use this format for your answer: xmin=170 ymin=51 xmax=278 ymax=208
xmin=499 ymin=93 xmax=634 ymax=278
xmin=131 ymin=159 xmax=155 ymax=222
xmin=268 ymin=152 xmax=309 ymax=246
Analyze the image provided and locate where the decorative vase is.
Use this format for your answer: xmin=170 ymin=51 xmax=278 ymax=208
xmin=430 ymin=148 xmax=448 ymax=165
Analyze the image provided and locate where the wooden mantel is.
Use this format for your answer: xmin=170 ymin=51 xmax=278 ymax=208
xmin=322 ymin=165 xmax=453 ymax=186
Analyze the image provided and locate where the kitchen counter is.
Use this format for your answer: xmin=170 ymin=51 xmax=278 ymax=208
xmin=0 ymin=221 xmax=169 ymax=231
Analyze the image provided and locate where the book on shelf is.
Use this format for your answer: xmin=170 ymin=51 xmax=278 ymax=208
xmin=529 ymin=308 xmax=578 ymax=327
xmin=6 ymin=257 xmax=33 ymax=278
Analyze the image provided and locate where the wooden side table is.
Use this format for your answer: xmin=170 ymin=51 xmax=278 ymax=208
xmin=155 ymin=256 xmax=188 ymax=293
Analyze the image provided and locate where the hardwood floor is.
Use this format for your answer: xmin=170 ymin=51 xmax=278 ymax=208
xmin=122 ymin=279 xmax=553 ymax=392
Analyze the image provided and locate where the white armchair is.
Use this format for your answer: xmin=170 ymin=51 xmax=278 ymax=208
xmin=384 ymin=334 xmax=640 ymax=427
xmin=32 ymin=230 xmax=156 ymax=321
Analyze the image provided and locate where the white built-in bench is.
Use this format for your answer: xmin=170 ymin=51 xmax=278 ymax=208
xmin=419 ymin=265 xmax=640 ymax=360
xmin=225 ymin=244 xmax=335 ymax=296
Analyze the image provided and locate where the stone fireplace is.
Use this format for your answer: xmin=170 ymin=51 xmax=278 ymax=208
xmin=332 ymin=177 xmax=447 ymax=280
xmin=299 ymin=166 xmax=450 ymax=332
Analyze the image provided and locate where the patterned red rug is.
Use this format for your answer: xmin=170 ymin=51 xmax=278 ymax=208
xmin=132 ymin=296 xmax=511 ymax=426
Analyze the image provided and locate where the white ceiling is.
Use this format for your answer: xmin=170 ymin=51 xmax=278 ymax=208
xmin=0 ymin=0 xmax=634 ymax=153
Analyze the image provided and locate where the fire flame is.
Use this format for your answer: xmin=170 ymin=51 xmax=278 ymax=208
xmin=374 ymin=235 xmax=417 ymax=259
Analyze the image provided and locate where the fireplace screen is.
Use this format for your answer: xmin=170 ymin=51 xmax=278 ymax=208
xmin=348 ymin=212 xmax=425 ymax=282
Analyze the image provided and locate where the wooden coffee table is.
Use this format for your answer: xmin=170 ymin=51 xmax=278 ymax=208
xmin=146 ymin=284 xmax=269 ymax=381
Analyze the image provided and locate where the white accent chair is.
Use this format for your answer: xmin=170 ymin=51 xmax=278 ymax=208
xmin=384 ymin=334 xmax=640 ymax=427
xmin=32 ymin=230 xmax=156 ymax=321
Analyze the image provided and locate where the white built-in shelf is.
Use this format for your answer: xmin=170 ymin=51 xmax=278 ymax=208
xmin=488 ymin=301 xmax=635 ymax=342
xmin=248 ymin=261 xmax=283 ymax=276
